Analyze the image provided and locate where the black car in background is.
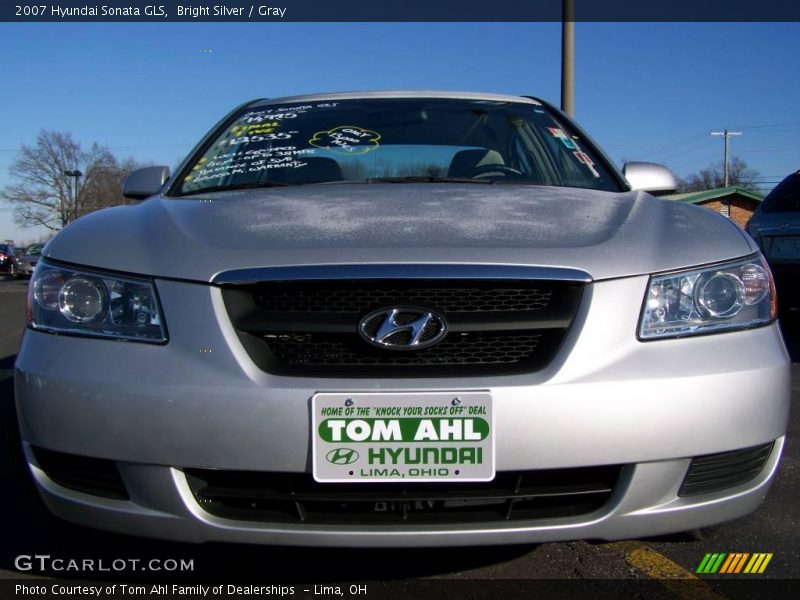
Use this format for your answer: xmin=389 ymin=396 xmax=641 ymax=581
xmin=0 ymin=243 xmax=17 ymax=279
xmin=747 ymin=170 xmax=800 ymax=333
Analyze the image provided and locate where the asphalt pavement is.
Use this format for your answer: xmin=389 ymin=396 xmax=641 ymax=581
xmin=1 ymin=277 xmax=797 ymax=597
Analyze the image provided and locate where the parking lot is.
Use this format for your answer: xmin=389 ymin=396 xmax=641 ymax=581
xmin=1 ymin=277 xmax=797 ymax=593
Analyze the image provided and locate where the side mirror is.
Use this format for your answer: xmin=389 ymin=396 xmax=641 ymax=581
xmin=622 ymin=162 xmax=677 ymax=196
xmin=122 ymin=166 xmax=171 ymax=200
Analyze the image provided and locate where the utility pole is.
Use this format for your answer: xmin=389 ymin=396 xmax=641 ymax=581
xmin=710 ymin=129 xmax=742 ymax=187
xmin=561 ymin=0 xmax=574 ymax=116
xmin=63 ymin=170 xmax=82 ymax=227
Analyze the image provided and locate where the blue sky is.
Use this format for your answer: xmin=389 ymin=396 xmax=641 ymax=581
xmin=1 ymin=21 xmax=798 ymax=243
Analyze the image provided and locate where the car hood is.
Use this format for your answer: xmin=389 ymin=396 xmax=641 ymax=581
xmin=44 ymin=184 xmax=757 ymax=282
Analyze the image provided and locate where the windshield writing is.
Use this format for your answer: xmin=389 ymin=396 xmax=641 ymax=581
xmin=178 ymin=98 xmax=621 ymax=195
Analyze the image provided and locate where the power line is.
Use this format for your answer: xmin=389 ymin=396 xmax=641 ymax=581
xmin=745 ymin=148 xmax=797 ymax=153
xmin=667 ymin=151 xmax=720 ymax=171
xmin=736 ymin=120 xmax=800 ymax=129
xmin=651 ymin=138 xmax=718 ymax=162
xmin=638 ymin=122 xmax=797 ymax=160
xmin=639 ymin=131 xmax=709 ymax=159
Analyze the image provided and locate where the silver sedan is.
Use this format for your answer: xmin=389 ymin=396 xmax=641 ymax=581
xmin=15 ymin=91 xmax=790 ymax=547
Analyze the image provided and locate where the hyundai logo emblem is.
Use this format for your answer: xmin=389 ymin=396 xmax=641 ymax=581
xmin=326 ymin=448 xmax=359 ymax=465
xmin=358 ymin=307 xmax=447 ymax=351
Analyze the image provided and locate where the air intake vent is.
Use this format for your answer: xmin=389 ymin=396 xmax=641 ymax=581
xmin=32 ymin=446 xmax=129 ymax=500
xmin=679 ymin=443 xmax=774 ymax=497
xmin=185 ymin=466 xmax=622 ymax=525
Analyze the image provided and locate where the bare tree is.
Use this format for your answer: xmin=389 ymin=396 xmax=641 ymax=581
xmin=1 ymin=130 xmax=145 ymax=231
xmin=676 ymin=157 xmax=760 ymax=193
xmin=81 ymin=157 xmax=148 ymax=213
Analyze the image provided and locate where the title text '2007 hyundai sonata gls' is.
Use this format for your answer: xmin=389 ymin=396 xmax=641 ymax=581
xmin=15 ymin=91 xmax=790 ymax=547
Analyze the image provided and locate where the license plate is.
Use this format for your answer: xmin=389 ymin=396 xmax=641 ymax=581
xmin=767 ymin=236 xmax=800 ymax=260
xmin=312 ymin=391 xmax=494 ymax=483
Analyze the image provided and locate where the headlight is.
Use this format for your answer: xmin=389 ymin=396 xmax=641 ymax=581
xmin=639 ymin=255 xmax=776 ymax=340
xmin=28 ymin=262 xmax=167 ymax=343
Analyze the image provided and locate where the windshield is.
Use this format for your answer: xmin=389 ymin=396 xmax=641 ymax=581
xmin=762 ymin=171 xmax=800 ymax=213
xmin=177 ymin=97 xmax=622 ymax=195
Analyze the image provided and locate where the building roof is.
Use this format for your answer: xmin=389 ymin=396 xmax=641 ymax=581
xmin=664 ymin=187 xmax=764 ymax=205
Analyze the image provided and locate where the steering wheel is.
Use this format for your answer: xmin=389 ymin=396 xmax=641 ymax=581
xmin=468 ymin=164 xmax=524 ymax=178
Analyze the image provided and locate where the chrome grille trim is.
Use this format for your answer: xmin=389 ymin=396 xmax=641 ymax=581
xmin=212 ymin=264 xmax=593 ymax=286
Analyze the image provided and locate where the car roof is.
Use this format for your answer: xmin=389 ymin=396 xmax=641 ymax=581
xmin=249 ymin=91 xmax=544 ymax=108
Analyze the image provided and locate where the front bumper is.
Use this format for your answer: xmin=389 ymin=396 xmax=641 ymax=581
xmin=14 ymin=275 xmax=791 ymax=546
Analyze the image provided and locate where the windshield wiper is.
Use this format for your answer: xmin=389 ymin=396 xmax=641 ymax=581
xmin=178 ymin=180 xmax=294 ymax=196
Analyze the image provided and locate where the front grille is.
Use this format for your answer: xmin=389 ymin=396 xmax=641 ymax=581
xmin=31 ymin=446 xmax=129 ymax=500
xmin=268 ymin=332 xmax=543 ymax=366
xmin=185 ymin=466 xmax=622 ymax=525
xmin=255 ymin=285 xmax=554 ymax=313
xmin=679 ymin=443 xmax=774 ymax=497
xmin=222 ymin=279 xmax=584 ymax=377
